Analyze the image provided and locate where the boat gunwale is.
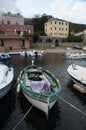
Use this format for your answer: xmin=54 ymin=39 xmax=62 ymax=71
xmin=67 ymin=64 xmax=86 ymax=88
xmin=18 ymin=65 xmax=61 ymax=97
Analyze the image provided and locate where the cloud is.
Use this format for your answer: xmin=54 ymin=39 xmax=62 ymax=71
xmin=0 ymin=0 xmax=86 ymax=24
xmin=68 ymin=1 xmax=86 ymax=23
xmin=16 ymin=0 xmax=33 ymax=17
xmin=50 ymin=0 xmax=86 ymax=24
xmin=0 ymin=0 xmax=18 ymax=13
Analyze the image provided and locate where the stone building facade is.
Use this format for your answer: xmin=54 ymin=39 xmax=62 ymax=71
xmin=44 ymin=18 xmax=69 ymax=38
xmin=39 ymin=18 xmax=69 ymax=46
xmin=83 ymin=30 xmax=86 ymax=43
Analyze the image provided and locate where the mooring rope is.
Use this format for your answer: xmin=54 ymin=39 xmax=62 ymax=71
xmin=12 ymin=93 xmax=41 ymax=130
xmin=12 ymin=105 xmax=33 ymax=130
xmin=12 ymin=93 xmax=86 ymax=130
xmin=58 ymin=95 xmax=86 ymax=116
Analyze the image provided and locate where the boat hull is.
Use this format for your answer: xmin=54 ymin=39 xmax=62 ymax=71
xmin=0 ymin=81 xmax=13 ymax=98
xmin=65 ymin=47 xmax=86 ymax=59
xmin=22 ymin=89 xmax=57 ymax=117
xmin=70 ymin=75 xmax=86 ymax=89
xmin=65 ymin=53 xmax=86 ymax=59
xmin=0 ymin=66 xmax=14 ymax=98
xmin=67 ymin=64 xmax=86 ymax=92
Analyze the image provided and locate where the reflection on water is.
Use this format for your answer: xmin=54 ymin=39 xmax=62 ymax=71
xmin=0 ymin=80 xmax=16 ymax=129
xmin=0 ymin=53 xmax=86 ymax=130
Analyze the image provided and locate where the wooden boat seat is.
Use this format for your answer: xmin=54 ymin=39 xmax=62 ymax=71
xmin=28 ymin=69 xmax=43 ymax=81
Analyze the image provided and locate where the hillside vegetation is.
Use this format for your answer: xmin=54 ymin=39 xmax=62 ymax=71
xmin=24 ymin=14 xmax=86 ymax=34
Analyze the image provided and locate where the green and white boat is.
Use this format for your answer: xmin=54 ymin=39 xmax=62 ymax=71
xmin=17 ymin=62 xmax=61 ymax=118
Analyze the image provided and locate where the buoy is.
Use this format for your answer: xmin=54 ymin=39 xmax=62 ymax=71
xmin=73 ymin=84 xmax=86 ymax=93
xmin=17 ymin=84 xmax=20 ymax=93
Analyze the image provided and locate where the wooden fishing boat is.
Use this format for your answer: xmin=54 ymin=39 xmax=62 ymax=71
xmin=67 ymin=64 xmax=86 ymax=93
xmin=18 ymin=62 xmax=61 ymax=118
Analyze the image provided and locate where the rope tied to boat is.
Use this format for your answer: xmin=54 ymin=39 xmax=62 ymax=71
xmin=12 ymin=105 xmax=33 ymax=130
xmin=12 ymin=92 xmax=42 ymax=130
xmin=12 ymin=94 xmax=86 ymax=130
xmin=58 ymin=95 xmax=86 ymax=116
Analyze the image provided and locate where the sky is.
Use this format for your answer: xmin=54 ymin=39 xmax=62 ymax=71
xmin=0 ymin=0 xmax=86 ymax=24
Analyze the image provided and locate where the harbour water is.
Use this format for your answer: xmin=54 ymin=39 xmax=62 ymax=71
xmin=0 ymin=52 xmax=86 ymax=130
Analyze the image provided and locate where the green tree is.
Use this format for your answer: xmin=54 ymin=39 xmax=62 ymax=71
xmin=67 ymin=34 xmax=83 ymax=42
xmin=33 ymin=32 xmax=39 ymax=43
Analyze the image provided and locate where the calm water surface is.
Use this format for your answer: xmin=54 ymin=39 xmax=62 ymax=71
xmin=0 ymin=53 xmax=86 ymax=130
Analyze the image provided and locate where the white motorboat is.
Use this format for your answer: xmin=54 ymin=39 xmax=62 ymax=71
xmin=20 ymin=50 xmax=43 ymax=57
xmin=65 ymin=47 xmax=86 ymax=59
xmin=0 ymin=63 xmax=14 ymax=98
xmin=67 ymin=64 xmax=86 ymax=93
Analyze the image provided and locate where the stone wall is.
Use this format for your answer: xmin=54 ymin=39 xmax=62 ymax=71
xmin=36 ymin=36 xmax=86 ymax=48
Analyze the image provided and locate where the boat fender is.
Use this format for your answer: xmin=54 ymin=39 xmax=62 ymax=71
xmin=17 ymin=84 xmax=20 ymax=93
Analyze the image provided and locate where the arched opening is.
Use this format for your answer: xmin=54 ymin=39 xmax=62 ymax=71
xmin=55 ymin=39 xmax=59 ymax=46
xmin=20 ymin=39 xmax=25 ymax=47
xmin=0 ymin=40 xmax=4 ymax=46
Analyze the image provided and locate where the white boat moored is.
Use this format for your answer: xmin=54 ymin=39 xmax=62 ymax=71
xmin=0 ymin=63 xmax=14 ymax=98
xmin=65 ymin=48 xmax=86 ymax=59
xmin=67 ymin=64 xmax=86 ymax=93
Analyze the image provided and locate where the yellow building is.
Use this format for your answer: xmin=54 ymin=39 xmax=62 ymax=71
xmin=44 ymin=18 xmax=69 ymax=38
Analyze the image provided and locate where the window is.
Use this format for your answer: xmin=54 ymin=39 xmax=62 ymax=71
xmin=62 ymin=28 xmax=64 ymax=31
xmin=0 ymin=40 xmax=4 ymax=46
xmin=59 ymin=28 xmax=61 ymax=30
xmin=7 ymin=20 xmax=10 ymax=24
xmin=20 ymin=40 xmax=25 ymax=47
xmin=2 ymin=20 xmax=4 ymax=23
xmin=55 ymin=27 xmax=57 ymax=30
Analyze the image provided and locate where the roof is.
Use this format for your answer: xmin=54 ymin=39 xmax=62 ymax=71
xmin=2 ymin=12 xmax=23 ymax=18
xmin=46 ymin=18 xmax=69 ymax=23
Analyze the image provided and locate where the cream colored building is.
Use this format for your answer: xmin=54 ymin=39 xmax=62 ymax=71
xmin=0 ymin=12 xmax=24 ymax=25
xmin=44 ymin=18 xmax=69 ymax=38
xmin=83 ymin=30 xmax=86 ymax=44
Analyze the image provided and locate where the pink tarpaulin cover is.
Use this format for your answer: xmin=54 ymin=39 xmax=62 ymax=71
xmin=26 ymin=79 xmax=51 ymax=92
